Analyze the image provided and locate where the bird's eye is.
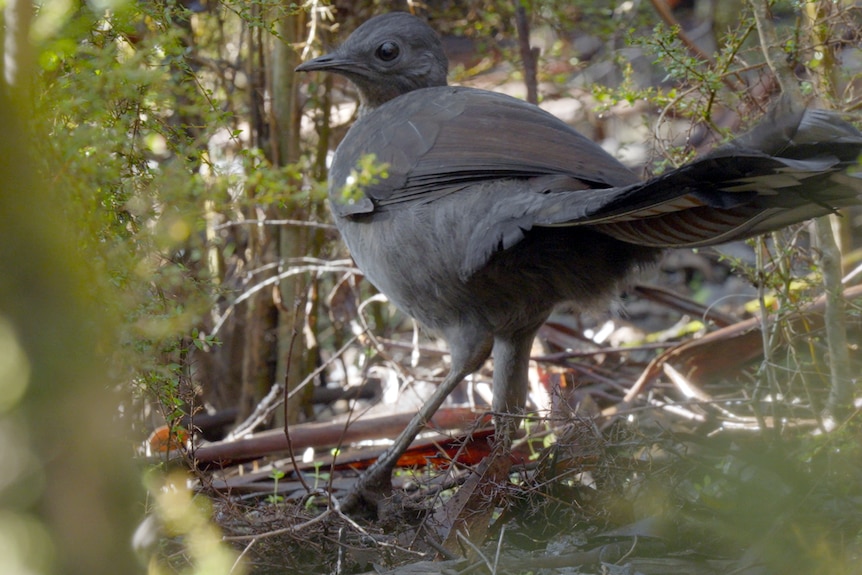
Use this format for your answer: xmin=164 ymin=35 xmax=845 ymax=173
xmin=375 ymin=41 xmax=400 ymax=62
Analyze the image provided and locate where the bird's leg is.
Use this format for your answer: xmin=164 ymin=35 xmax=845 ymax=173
xmin=433 ymin=327 xmax=543 ymax=552
xmin=340 ymin=329 xmax=493 ymax=515
xmin=490 ymin=325 xmax=542 ymax=451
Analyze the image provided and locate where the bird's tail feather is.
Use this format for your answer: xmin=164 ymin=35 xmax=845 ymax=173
xmin=576 ymin=105 xmax=862 ymax=248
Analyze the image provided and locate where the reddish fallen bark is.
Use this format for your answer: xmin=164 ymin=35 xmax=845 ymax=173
xmin=331 ymin=426 xmax=536 ymax=471
xmin=189 ymin=406 xmax=489 ymax=467
xmin=207 ymin=426 xmax=538 ymax=495
xmin=434 ymin=443 xmax=515 ymax=556
xmin=614 ymin=283 xmax=862 ymax=408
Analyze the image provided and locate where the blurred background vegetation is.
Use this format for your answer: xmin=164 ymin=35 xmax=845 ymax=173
xmin=1 ymin=0 xmax=860 ymax=573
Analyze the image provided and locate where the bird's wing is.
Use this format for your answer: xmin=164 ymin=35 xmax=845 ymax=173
xmin=457 ymin=104 xmax=862 ymax=277
xmin=328 ymin=86 xmax=639 ymax=217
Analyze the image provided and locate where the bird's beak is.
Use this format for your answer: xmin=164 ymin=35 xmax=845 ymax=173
xmin=295 ymin=52 xmax=353 ymax=73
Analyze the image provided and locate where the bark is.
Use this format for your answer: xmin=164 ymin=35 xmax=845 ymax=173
xmin=272 ymin=10 xmax=317 ymax=424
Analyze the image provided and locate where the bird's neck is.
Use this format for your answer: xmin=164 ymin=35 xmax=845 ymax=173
xmin=356 ymin=76 xmax=448 ymax=115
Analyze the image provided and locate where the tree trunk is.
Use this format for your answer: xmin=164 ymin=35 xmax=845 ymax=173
xmin=271 ymin=10 xmax=317 ymax=424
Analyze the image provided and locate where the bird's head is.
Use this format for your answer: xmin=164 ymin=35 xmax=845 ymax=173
xmin=296 ymin=12 xmax=449 ymax=112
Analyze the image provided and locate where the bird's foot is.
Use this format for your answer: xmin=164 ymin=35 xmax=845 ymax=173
xmin=340 ymin=459 xmax=396 ymax=517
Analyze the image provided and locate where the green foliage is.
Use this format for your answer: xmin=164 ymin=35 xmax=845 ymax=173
xmin=677 ymin=427 xmax=862 ymax=573
xmin=32 ymin=3 xmax=232 ymax=412
xmin=339 ymin=153 xmax=390 ymax=205
xmin=242 ymin=147 xmax=327 ymax=208
xmin=267 ymin=468 xmax=286 ymax=504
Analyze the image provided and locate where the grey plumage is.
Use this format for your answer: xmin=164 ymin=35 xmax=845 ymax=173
xmin=297 ymin=11 xmax=862 ymax=511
